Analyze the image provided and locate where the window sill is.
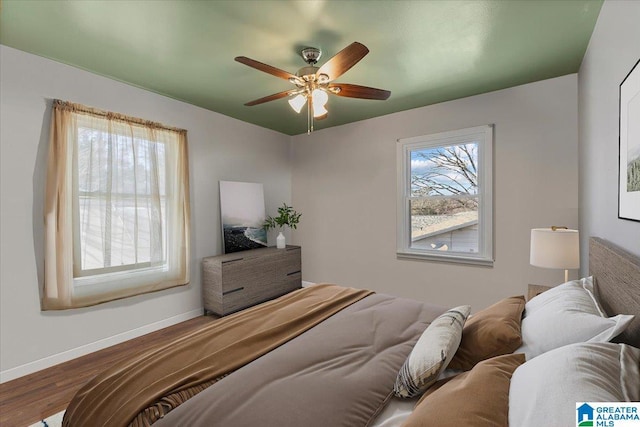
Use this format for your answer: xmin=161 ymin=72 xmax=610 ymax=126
xmin=72 ymin=264 xmax=174 ymax=300
xmin=396 ymin=250 xmax=494 ymax=267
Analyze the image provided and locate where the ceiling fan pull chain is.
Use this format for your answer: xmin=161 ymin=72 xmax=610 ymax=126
xmin=307 ymin=97 xmax=312 ymax=134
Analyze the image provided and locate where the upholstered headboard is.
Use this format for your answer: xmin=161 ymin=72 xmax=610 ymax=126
xmin=589 ymin=237 xmax=640 ymax=348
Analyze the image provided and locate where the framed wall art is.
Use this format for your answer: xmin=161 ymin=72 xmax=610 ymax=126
xmin=619 ymin=58 xmax=640 ymax=222
xmin=219 ymin=181 xmax=267 ymax=253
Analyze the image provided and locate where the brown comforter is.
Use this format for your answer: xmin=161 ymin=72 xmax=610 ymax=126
xmin=153 ymin=290 xmax=446 ymax=427
xmin=63 ymin=284 xmax=373 ymax=427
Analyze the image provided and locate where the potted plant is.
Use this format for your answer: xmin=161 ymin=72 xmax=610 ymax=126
xmin=263 ymin=203 xmax=301 ymax=248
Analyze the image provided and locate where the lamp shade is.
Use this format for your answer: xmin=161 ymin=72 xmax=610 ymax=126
xmin=311 ymin=88 xmax=328 ymax=106
xmin=288 ymin=94 xmax=306 ymax=113
xmin=530 ymin=228 xmax=580 ymax=269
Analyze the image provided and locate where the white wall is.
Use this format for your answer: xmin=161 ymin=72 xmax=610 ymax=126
xmin=578 ymin=0 xmax=640 ymax=270
xmin=0 ymin=45 xmax=291 ymax=379
xmin=292 ymin=75 xmax=579 ymax=311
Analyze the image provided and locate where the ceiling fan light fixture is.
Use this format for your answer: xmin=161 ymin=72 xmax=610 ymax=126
xmin=312 ymin=88 xmax=328 ymax=107
xmin=313 ymin=102 xmax=328 ymax=118
xmin=288 ymin=94 xmax=306 ymax=113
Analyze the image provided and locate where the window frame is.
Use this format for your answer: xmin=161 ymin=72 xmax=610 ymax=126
xmin=396 ymin=125 xmax=494 ymax=266
xmin=70 ymin=117 xmax=180 ymax=295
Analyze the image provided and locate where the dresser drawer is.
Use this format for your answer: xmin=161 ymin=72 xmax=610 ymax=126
xmin=221 ymin=252 xmax=279 ymax=292
xmin=281 ymin=271 xmax=302 ymax=293
xmin=222 ymin=286 xmax=251 ymax=314
xmin=278 ymin=247 xmax=302 ymax=277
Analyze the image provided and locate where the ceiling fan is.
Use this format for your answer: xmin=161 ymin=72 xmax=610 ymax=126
xmin=235 ymin=42 xmax=391 ymax=133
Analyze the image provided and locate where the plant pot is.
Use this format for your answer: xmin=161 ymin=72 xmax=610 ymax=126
xmin=276 ymin=232 xmax=286 ymax=249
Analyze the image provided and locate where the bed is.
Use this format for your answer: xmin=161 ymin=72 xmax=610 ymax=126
xmin=63 ymin=237 xmax=639 ymax=427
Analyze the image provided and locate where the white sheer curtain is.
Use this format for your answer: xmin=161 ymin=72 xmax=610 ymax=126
xmin=43 ymin=101 xmax=190 ymax=309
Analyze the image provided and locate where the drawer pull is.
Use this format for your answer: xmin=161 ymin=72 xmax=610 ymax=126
xmin=287 ymin=271 xmax=301 ymax=276
xmin=222 ymin=258 xmax=244 ymax=264
xmin=223 ymin=287 xmax=245 ymax=296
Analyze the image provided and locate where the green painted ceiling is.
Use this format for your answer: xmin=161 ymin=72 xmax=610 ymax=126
xmin=0 ymin=0 xmax=602 ymax=135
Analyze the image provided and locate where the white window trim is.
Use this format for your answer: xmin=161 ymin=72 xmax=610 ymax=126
xmin=396 ymin=125 xmax=494 ymax=266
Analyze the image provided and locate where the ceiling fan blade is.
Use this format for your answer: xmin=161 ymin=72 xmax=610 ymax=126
xmin=235 ymin=56 xmax=299 ymax=82
xmin=329 ymin=83 xmax=391 ymax=100
xmin=245 ymin=90 xmax=294 ymax=106
xmin=316 ymin=42 xmax=369 ymax=82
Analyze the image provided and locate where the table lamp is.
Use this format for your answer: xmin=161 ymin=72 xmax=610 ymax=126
xmin=530 ymin=226 xmax=580 ymax=283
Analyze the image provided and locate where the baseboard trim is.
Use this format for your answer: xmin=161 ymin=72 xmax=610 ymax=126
xmin=0 ymin=308 xmax=203 ymax=384
xmin=301 ymin=280 xmax=316 ymax=287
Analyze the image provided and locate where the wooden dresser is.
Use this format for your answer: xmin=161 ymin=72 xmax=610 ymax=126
xmin=202 ymin=245 xmax=302 ymax=316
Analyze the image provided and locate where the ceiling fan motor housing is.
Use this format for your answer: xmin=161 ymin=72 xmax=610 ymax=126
xmin=297 ymin=65 xmax=319 ymax=80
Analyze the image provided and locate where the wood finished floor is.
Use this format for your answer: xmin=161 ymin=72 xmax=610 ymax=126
xmin=0 ymin=314 xmax=217 ymax=427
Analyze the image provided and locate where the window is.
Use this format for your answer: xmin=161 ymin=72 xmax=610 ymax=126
xmin=396 ymin=125 xmax=493 ymax=265
xmin=43 ymin=101 xmax=190 ymax=309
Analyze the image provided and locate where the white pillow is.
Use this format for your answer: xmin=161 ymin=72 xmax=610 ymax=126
xmin=525 ymin=276 xmax=604 ymax=315
xmin=517 ymin=277 xmax=634 ymax=359
xmin=394 ymin=305 xmax=470 ymax=398
xmin=509 ymin=342 xmax=640 ymax=427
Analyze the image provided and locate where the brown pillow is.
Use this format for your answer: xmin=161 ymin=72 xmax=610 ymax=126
xmin=447 ymin=295 xmax=525 ymax=371
xmin=401 ymin=353 xmax=526 ymax=427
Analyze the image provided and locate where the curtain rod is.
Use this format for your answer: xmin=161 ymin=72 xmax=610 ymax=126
xmin=52 ymin=99 xmax=187 ymax=134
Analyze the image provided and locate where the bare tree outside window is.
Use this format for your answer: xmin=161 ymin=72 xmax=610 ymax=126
xmin=412 ymin=143 xmax=477 ymax=195
xmin=410 ymin=142 xmax=479 ymax=253
xmin=411 ymin=143 xmax=478 ymax=215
